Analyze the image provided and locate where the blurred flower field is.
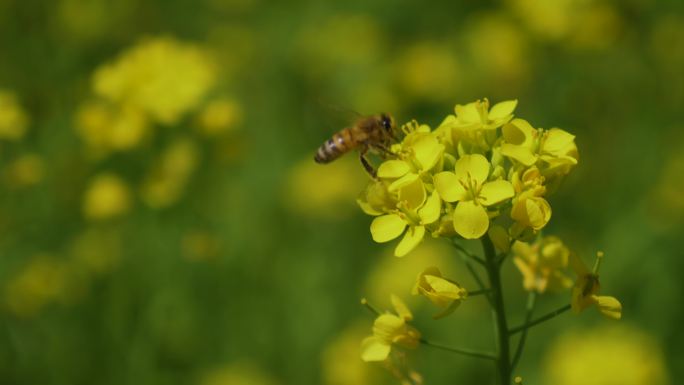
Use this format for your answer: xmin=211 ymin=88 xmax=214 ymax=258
xmin=0 ymin=0 xmax=682 ymax=384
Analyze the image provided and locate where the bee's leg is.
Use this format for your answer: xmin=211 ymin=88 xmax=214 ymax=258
xmin=374 ymin=143 xmax=396 ymax=159
xmin=359 ymin=148 xmax=377 ymax=179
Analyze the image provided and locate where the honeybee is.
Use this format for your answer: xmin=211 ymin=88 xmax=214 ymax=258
xmin=314 ymin=113 xmax=397 ymax=176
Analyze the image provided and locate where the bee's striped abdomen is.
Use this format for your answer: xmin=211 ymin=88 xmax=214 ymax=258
xmin=314 ymin=128 xmax=355 ymax=163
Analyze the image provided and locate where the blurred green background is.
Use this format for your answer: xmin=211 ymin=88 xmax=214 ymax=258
xmin=0 ymin=0 xmax=682 ymax=384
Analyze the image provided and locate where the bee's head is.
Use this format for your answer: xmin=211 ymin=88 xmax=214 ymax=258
xmin=379 ymin=113 xmax=395 ymax=133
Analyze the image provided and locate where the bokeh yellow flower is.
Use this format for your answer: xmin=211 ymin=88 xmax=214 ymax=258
xmin=321 ymin=323 xmax=379 ymax=385
xmin=543 ymin=325 xmax=670 ymax=385
xmin=75 ymin=100 xmax=149 ymax=155
xmin=3 ymin=153 xmax=44 ymax=188
xmin=0 ymin=89 xmax=29 ymax=141
xmin=412 ymin=266 xmax=468 ymax=319
xmin=512 ymin=236 xmax=573 ymax=293
xmin=570 ymin=251 xmax=622 ymax=320
xmin=93 ymin=36 xmax=216 ymax=125
xmin=361 ymin=295 xmax=420 ymax=362
xmin=140 ymin=137 xmax=199 ymax=208
xmin=196 ymin=97 xmax=243 ymax=137
xmin=83 ymin=173 xmax=131 ymax=220
xmin=5 ymin=256 xmax=69 ymax=317
xmin=199 ymin=361 xmax=279 ymax=385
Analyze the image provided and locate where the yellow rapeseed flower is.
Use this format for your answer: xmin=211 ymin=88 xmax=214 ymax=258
xmin=512 ymin=236 xmax=573 ymax=293
xmin=140 ymin=138 xmax=199 ymax=208
xmin=570 ymin=251 xmax=622 ymax=320
xmin=434 ymin=154 xmax=514 ymax=239
xmin=93 ymin=36 xmax=215 ymax=125
xmin=75 ymin=100 xmax=149 ymax=155
xmin=361 ymin=295 xmax=421 ymax=362
xmin=196 ymin=97 xmax=243 ymax=137
xmin=83 ymin=173 xmax=131 ymax=220
xmin=510 ymin=166 xmax=552 ymax=231
xmin=412 ymin=266 xmax=467 ymax=319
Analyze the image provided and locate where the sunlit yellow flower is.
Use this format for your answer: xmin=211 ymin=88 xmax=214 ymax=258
xmin=501 ymin=119 xmax=578 ymax=175
xmin=93 ymin=36 xmax=215 ymax=125
xmin=440 ymin=99 xmax=517 ymax=151
xmin=140 ymin=138 xmax=199 ymax=208
xmin=0 ymin=90 xmax=29 ymax=140
xmin=412 ymin=266 xmax=467 ymax=319
xmin=196 ymin=97 xmax=243 ymax=137
xmin=83 ymin=173 xmax=131 ymax=220
xmin=570 ymin=251 xmax=622 ymax=320
xmin=543 ymin=325 xmax=670 ymax=385
xmin=75 ymin=100 xmax=149 ymax=155
xmin=510 ymin=167 xmax=552 ymax=231
xmin=361 ymin=295 xmax=421 ymax=362
xmin=512 ymin=236 xmax=573 ymax=293
xmin=435 ymin=154 xmax=514 ymax=239
xmin=370 ymin=186 xmax=441 ymax=257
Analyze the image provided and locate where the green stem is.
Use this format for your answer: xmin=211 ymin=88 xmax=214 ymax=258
xmin=482 ymin=236 xmax=511 ymax=385
xmin=420 ymin=338 xmax=496 ymax=360
xmin=451 ymin=241 xmax=486 ymax=265
xmin=452 ymin=239 xmax=492 ymax=306
xmin=508 ymin=304 xmax=571 ymax=336
xmin=468 ymin=289 xmax=491 ymax=297
xmin=510 ymin=291 xmax=536 ymax=371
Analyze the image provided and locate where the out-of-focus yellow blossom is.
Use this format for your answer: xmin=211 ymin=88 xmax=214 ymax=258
xmin=435 ymin=154 xmax=514 ymax=239
xmin=570 ymin=251 xmax=622 ymax=320
xmin=199 ymin=361 xmax=279 ymax=385
xmin=5 ymin=256 xmax=69 ymax=317
xmin=69 ymin=228 xmax=121 ymax=274
xmin=83 ymin=173 xmax=131 ymax=220
xmin=544 ymin=325 xmax=670 ymax=385
xmin=182 ymin=231 xmax=222 ymax=262
xmin=287 ymin=156 xmax=366 ymax=219
xmin=464 ymin=13 xmax=530 ymax=86
xmin=512 ymin=236 xmax=573 ymax=293
xmin=196 ymin=97 xmax=243 ymax=137
xmin=4 ymin=154 xmax=44 ymax=188
xmin=75 ymin=100 xmax=149 ymax=155
xmin=509 ymin=167 xmax=552 ymax=231
xmin=0 ymin=90 xmax=29 ymax=140
xmin=322 ymin=323 xmax=379 ymax=385
xmin=93 ymin=36 xmax=215 ymax=125
xmin=395 ymin=42 xmax=461 ymax=101
xmin=141 ymin=138 xmax=199 ymax=208
xmin=361 ymin=295 xmax=420 ymax=362
xmin=412 ymin=266 xmax=467 ymax=319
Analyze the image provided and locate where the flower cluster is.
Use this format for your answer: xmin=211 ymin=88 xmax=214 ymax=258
xmin=358 ymin=99 xmax=578 ymax=257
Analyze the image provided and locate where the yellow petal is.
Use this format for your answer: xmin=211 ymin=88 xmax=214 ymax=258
xmin=454 ymin=154 xmax=490 ymax=186
xmin=595 ymin=295 xmax=622 ymax=320
xmin=361 ymin=336 xmax=391 ymax=362
xmin=479 ymin=180 xmax=515 ymax=206
xmin=395 ymin=225 xmax=425 ymax=257
xmin=455 ymin=102 xmax=481 ymax=124
xmin=390 ymin=294 xmax=413 ymax=321
xmin=377 ymin=160 xmax=410 ymax=178
xmin=501 ymin=143 xmax=538 ymax=166
xmin=412 ymin=135 xmax=444 ymax=171
xmin=370 ymin=214 xmax=406 ymax=243
xmin=398 ymin=178 xmax=426 ymax=210
xmin=488 ymin=99 xmax=517 ymax=120
xmin=418 ymin=192 xmax=441 ymax=224
xmin=424 ymin=275 xmax=464 ymax=299
xmin=453 ymin=200 xmax=489 ymax=239
xmin=434 ymin=172 xmax=466 ymax=202
xmin=542 ymin=128 xmax=575 ymax=157
xmin=388 ymin=172 xmax=419 ymax=191
xmin=488 ymin=225 xmax=510 ymax=253
xmin=502 ymin=119 xmax=536 ymax=146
